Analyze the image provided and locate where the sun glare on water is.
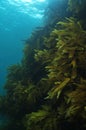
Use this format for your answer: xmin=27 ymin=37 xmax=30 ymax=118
xmin=22 ymin=0 xmax=32 ymax=2
xmin=7 ymin=0 xmax=47 ymax=18
xmin=22 ymin=0 xmax=46 ymax=2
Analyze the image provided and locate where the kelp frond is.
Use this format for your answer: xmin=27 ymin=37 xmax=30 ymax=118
xmin=47 ymin=78 xmax=70 ymax=99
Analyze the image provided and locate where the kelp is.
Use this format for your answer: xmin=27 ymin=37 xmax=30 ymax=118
xmin=0 ymin=17 xmax=86 ymax=130
xmin=25 ymin=105 xmax=59 ymax=130
xmin=68 ymin=0 xmax=86 ymax=14
xmin=26 ymin=105 xmax=50 ymax=124
xmin=34 ymin=49 xmax=50 ymax=63
xmin=68 ymin=0 xmax=86 ymax=28
xmin=44 ymin=17 xmax=86 ymax=100
xmin=65 ymin=78 xmax=86 ymax=120
xmin=0 ymin=1 xmax=86 ymax=129
xmin=21 ymin=25 xmax=52 ymax=84
xmin=34 ymin=17 xmax=86 ymax=130
xmin=6 ymin=64 xmax=23 ymax=83
xmin=47 ymin=78 xmax=70 ymax=99
xmin=44 ymin=0 xmax=69 ymax=25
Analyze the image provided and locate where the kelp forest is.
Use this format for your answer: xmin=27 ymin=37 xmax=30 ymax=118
xmin=0 ymin=0 xmax=86 ymax=130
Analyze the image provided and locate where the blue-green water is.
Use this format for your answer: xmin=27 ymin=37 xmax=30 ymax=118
xmin=0 ymin=0 xmax=47 ymax=95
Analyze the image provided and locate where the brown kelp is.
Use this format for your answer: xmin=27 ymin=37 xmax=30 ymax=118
xmin=0 ymin=0 xmax=86 ymax=130
xmin=68 ymin=0 xmax=86 ymax=14
xmin=29 ymin=17 xmax=86 ymax=130
xmin=68 ymin=0 xmax=86 ymax=27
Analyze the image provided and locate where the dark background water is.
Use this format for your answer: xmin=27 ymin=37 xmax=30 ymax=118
xmin=0 ymin=0 xmax=47 ymax=95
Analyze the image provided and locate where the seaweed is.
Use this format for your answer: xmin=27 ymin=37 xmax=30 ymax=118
xmin=33 ymin=17 xmax=86 ymax=130
xmin=0 ymin=1 xmax=86 ymax=130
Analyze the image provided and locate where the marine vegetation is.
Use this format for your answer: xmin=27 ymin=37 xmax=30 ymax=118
xmin=68 ymin=0 xmax=86 ymax=27
xmin=0 ymin=0 xmax=86 ymax=130
xmin=44 ymin=0 xmax=70 ymax=25
xmin=29 ymin=17 xmax=86 ymax=130
xmin=68 ymin=0 xmax=86 ymax=14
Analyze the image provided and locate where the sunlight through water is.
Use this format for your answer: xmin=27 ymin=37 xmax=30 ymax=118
xmin=21 ymin=0 xmax=46 ymax=2
xmin=7 ymin=0 xmax=47 ymax=18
